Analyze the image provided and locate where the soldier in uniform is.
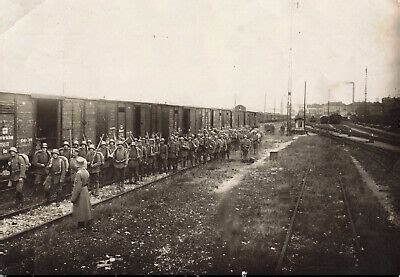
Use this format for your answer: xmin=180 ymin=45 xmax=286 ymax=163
xmin=44 ymin=149 xmax=67 ymax=205
xmin=225 ymin=133 xmax=232 ymax=160
xmin=72 ymin=140 xmax=80 ymax=153
xmin=179 ymin=137 xmax=189 ymax=168
xmin=220 ymin=135 xmax=228 ymax=160
xmin=71 ymin=156 xmax=92 ymax=229
xmin=191 ymin=134 xmax=199 ymax=165
xmin=154 ymin=137 xmax=161 ymax=174
xmin=159 ymin=138 xmax=168 ymax=173
xmin=69 ymin=148 xmax=80 ymax=192
xmin=78 ymin=141 xmax=88 ymax=159
xmin=113 ymin=140 xmax=128 ymax=190
xmin=168 ymin=136 xmax=179 ymax=172
xmin=215 ymin=136 xmax=223 ymax=160
xmin=99 ymin=141 xmax=109 ymax=184
xmin=187 ymin=136 xmax=195 ymax=167
xmin=145 ymin=138 xmax=155 ymax=176
xmin=139 ymin=139 xmax=147 ymax=180
xmin=32 ymin=142 xmax=51 ymax=194
xmin=128 ymin=141 xmax=142 ymax=183
xmin=241 ymin=135 xmax=251 ymax=162
xmin=107 ymin=139 xmax=117 ymax=183
xmin=197 ymin=133 xmax=204 ymax=164
xmin=7 ymin=147 xmax=27 ymax=207
xmin=59 ymin=141 xmax=71 ymax=160
xmin=87 ymin=144 xmax=103 ymax=196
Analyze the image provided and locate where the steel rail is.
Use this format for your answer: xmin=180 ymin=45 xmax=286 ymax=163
xmin=274 ymin=170 xmax=309 ymax=274
xmin=0 ymin=162 xmax=203 ymax=243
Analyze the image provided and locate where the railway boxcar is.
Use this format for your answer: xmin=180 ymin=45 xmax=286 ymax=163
xmin=0 ymin=92 xmax=35 ymax=160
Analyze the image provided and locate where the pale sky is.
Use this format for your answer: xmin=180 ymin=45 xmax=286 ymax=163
xmin=0 ymin=0 xmax=399 ymax=112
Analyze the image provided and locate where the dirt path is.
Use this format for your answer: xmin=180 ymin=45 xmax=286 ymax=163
xmin=349 ymin=155 xmax=400 ymax=226
xmin=3 ymin=134 xmax=400 ymax=275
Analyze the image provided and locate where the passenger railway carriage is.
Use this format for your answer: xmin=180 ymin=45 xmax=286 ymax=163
xmin=0 ymin=91 xmax=259 ymax=163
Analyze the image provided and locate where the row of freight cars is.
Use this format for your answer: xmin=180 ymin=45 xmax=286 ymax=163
xmin=0 ymin=91 xmax=259 ymax=162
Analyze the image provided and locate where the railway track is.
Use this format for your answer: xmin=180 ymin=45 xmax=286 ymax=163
xmin=0 ymin=162 xmax=205 ymax=243
xmin=274 ymin=169 xmax=362 ymax=274
xmin=308 ymin=125 xmax=399 ymax=178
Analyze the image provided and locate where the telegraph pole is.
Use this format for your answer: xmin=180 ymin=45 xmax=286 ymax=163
xmin=303 ymin=81 xmax=306 ymax=129
xmin=287 ymin=0 xmax=294 ymax=135
xmin=364 ymin=66 xmax=368 ymax=120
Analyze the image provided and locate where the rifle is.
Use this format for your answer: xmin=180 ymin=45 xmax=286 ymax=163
xmin=69 ymin=129 xmax=72 ymax=157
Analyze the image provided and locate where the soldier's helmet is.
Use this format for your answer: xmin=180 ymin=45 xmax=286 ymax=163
xmin=109 ymin=139 xmax=115 ymax=144
xmin=51 ymin=149 xmax=60 ymax=155
xmin=117 ymin=140 xmax=123 ymax=146
xmin=76 ymin=156 xmax=86 ymax=168
xmin=88 ymin=144 xmax=96 ymax=150
xmin=87 ymin=139 xmax=92 ymax=144
xmin=81 ymin=141 xmax=87 ymax=145
xmin=161 ymin=138 xmax=165 ymax=142
xmin=8 ymin=147 xmax=18 ymax=154
xmin=73 ymin=140 xmax=79 ymax=146
xmin=63 ymin=141 xmax=70 ymax=146
xmin=42 ymin=142 xmax=48 ymax=148
xmin=101 ymin=141 xmax=107 ymax=146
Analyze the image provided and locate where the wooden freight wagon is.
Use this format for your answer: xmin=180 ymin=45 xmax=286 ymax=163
xmin=132 ymin=103 xmax=152 ymax=138
xmin=211 ymin=109 xmax=222 ymax=130
xmin=221 ymin=109 xmax=232 ymax=129
xmin=0 ymin=92 xmax=35 ymax=160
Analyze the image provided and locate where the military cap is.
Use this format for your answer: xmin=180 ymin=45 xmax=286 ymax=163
xmin=42 ymin=143 xmax=48 ymax=148
xmin=51 ymin=149 xmax=60 ymax=155
xmin=8 ymin=147 xmax=17 ymax=153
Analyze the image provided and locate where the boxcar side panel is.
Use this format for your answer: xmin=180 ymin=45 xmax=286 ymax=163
xmin=84 ymin=100 xmax=97 ymax=142
xmin=96 ymin=100 xmax=108 ymax=140
xmin=16 ymin=95 xmax=35 ymax=155
xmin=107 ymin=102 xmax=118 ymax=138
xmin=125 ymin=104 xmax=134 ymax=137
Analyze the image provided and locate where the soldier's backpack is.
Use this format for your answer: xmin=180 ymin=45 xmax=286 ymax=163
xmin=97 ymin=151 xmax=105 ymax=165
xmin=18 ymin=154 xmax=31 ymax=170
xmin=59 ymin=156 xmax=70 ymax=172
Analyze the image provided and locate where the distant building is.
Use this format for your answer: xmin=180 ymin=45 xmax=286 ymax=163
xmin=324 ymin=101 xmax=348 ymax=116
xmin=294 ymin=115 xmax=304 ymax=129
xmin=234 ymin=105 xmax=246 ymax=111
xmin=306 ymin=104 xmax=324 ymax=117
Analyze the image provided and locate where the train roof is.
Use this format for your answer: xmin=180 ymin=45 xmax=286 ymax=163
xmin=0 ymin=90 xmax=260 ymax=113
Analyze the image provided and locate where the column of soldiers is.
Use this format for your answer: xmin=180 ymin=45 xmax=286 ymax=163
xmin=8 ymin=127 xmax=262 ymax=207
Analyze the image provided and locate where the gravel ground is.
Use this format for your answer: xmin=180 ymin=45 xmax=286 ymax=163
xmin=2 ymin=132 xmax=400 ymax=274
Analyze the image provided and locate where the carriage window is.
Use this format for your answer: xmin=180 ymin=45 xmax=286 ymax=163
xmin=118 ymin=107 xmax=126 ymax=113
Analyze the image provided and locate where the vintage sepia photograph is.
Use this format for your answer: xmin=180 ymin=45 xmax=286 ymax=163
xmin=0 ymin=0 xmax=399 ymax=275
